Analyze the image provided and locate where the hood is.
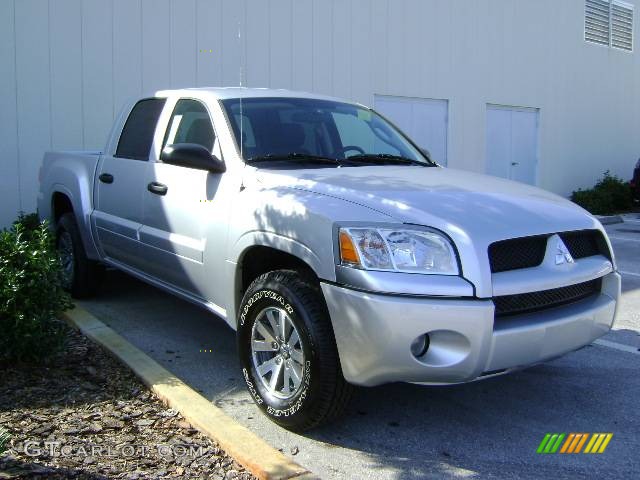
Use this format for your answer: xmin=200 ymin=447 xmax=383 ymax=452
xmin=250 ymin=165 xmax=604 ymax=298
xmin=254 ymin=165 xmax=600 ymax=244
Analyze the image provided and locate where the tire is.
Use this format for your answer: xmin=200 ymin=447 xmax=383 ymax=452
xmin=56 ymin=212 xmax=104 ymax=298
xmin=237 ymin=270 xmax=353 ymax=431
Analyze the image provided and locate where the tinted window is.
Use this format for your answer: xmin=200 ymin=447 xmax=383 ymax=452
xmin=115 ymin=98 xmax=166 ymax=160
xmin=331 ymin=112 xmax=401 ymax=156
xmin=221 ymin=97 xmax=429 ymax=164
xmin=163 ymin=99 xmax=215 ymax=151
xmin=234 ymin=114 xmax=256 ymax=148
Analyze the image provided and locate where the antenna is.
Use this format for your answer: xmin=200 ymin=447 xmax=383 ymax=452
xmin=238 ymin=19 xmax=244 ymax=159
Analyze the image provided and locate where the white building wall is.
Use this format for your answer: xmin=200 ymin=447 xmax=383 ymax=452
xmin=1 ymin=0 xmax=639 ymax=227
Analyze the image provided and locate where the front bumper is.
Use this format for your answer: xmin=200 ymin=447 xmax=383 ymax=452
xmin=321 ymin=272 xmax=620 ymax=387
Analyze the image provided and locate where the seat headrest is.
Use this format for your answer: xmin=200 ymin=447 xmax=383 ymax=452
xmin=185 ymin=119 xmax=214 ymax=150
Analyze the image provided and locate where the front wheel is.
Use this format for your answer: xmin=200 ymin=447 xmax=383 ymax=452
xmin=237 ymin=270 xmax=353 ymax=431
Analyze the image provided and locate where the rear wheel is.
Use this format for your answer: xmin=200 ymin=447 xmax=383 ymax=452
xmin=56 ymin=213 xmax=104 ymax=298
xmin=237 ymin=270 xmax=353 ymax=431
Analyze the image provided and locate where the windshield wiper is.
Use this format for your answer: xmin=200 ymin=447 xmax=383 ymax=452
xmin=246 ymin=153 xmax=342 ymax=166
xmin=342 ymin=154 xmax=431 ymax=167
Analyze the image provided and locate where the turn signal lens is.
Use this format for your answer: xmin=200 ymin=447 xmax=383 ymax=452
xmin=339 ymin=230 xmax=361 ymax=266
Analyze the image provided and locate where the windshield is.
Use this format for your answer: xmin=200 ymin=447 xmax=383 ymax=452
xmin=221 ymin=97 xmax=435 ymax=167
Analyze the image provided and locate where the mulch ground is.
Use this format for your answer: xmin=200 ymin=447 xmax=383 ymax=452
xmin=0 ymin=323 xmax=256 ymax=480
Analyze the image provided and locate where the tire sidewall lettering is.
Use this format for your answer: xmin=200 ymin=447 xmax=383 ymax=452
xmin=240 ymin=289 xmax=294 ymax=327
xmin=242 ymin=368 xmax=263 ymax=405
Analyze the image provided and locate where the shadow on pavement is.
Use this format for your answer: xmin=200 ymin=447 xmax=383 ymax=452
xmin=83 ymin=269 xmax=639 ymax=479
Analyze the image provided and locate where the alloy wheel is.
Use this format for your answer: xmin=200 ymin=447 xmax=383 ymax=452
xmin=251 ymin=306 xmax=305 ymax=399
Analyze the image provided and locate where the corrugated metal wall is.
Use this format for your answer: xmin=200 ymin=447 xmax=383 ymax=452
xmin=1 ymin=0 xmax=639 ymax=227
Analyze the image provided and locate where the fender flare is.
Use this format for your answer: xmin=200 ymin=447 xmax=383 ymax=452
xmin=225 ymin=231 xmax=333 ymax=324
xmin=50 ymin=182 xmax=100 ymax=260
xmin=231 ymin=230 xmax=330 ymax=279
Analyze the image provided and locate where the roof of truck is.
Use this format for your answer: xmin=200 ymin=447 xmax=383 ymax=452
xmin=155 ymin=87 xmax=357 ymax=104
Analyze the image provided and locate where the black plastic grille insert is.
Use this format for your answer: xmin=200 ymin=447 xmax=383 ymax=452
xmin=489 ymin=235 xmax=547 ymax=273
xmin=488 ymin=230 xmax=610 ymax=273
xmin=493 ymin=278 xmax=602 ymax=318
xmin=560 ymin=230 xmax=609 ymax=260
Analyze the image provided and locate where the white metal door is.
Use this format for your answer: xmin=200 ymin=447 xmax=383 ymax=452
xmin=374 ymin=95 xmax=449 ymax=165
xmin=486 ymin=105 xmax=539 ymax=185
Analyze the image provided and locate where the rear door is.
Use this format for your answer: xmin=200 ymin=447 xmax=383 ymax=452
xmin=93 ymin=98 xmax=166 ymax=269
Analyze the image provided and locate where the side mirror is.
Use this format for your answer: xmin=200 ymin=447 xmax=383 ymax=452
xmin=160 ymin=143 xmax=226 ymax=173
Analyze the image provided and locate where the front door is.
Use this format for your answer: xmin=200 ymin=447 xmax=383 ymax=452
xmin=139 ymin=98 xmax=229 ymax=305
xmin=486 ymin=105 xmax=539 ymax=185
xmin=93 ymin=98 xmax=166 ymax=269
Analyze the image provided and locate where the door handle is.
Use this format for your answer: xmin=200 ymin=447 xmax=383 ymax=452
xmin=147 ymin=181 xmax=168 ymax=196
xmin=99 ymin=173 xmax=114 ymax=184
xmin=511 ymin=162 xmax=519 ymax=166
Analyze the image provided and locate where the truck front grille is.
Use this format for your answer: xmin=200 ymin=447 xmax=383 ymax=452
xmin=561 ymin=230 xmax=609 ymax=260
xmin=488 ymin=230 xmax=610 ymax=273
xmin=493 ymin=278 xmax=602 ymax=318
xmin=489 ymin=235 xmax=547 ymax=273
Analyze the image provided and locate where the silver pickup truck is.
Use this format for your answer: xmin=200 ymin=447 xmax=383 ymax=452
xmin=38 ymin=88 xmax=620 ymax=431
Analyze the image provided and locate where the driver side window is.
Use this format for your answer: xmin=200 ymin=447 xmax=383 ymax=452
xmin=163 ymin=99 xmax=215 ymax=152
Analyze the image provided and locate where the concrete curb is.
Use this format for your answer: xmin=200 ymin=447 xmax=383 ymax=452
xmin=596 ymin=215 xmax=624 ymax=225
xmin=62 ymin=307 xmax=317 ymax=480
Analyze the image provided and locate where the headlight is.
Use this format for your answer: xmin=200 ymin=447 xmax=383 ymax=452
xmin=338 ymin=227 xmax=459 ymax=275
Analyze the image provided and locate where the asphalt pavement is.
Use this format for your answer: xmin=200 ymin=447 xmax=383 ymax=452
xmin=79 ymin=216 xmax=640 ymax=480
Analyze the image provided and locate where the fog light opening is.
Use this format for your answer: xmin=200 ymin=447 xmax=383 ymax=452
xmin=410 ymin=334 xmax=430 ymax=359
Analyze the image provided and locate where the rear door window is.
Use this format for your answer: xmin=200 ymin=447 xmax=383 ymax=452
xmin=115 ymin=98 xmax=167 ymax=160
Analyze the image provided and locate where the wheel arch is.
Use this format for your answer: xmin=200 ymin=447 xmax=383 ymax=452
xmin=49 ymin=186 xmax=100 ymax=261
xmin=51 ymin=190 xmax=74 ymax=224
xmin=231 ymin=232 xmax=333 ymax=326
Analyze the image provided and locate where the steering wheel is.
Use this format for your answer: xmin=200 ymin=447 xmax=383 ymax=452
xmin=340 ymin=145 xmax=366 ymax=157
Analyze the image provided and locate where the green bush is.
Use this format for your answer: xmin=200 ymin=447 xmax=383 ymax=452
xmin=0 ymin=213 xmax=72 ymax=364
xmin=0 ymin=426 xmax=10 ymax=455
xmin=570 ymin=170 xmax=633 ymax=215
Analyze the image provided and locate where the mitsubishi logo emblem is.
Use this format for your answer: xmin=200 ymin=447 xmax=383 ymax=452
xmin=555 ymin=238 xmax=574 ymax=265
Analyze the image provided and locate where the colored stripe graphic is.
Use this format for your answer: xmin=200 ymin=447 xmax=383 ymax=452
xmin=598 ymin=434 xmax=613 ymax=453
xmin=569 ymin=433 xmax=580 ymax=453
xmin=573 ymin=433 xmax=588 ymax=454
xmin=539 ymin=433 xmax=613 ymax=454
xmin=537 ymin=433 xmax=565 ymax=453
xmin=537 ymin=434 xmax=551 ymax=454
xmin=550 ymin=434 xmax=565 ymax=453
xmin=585 ymin=433 xmax=613 ymax=454
xmin=560 ymin=433 xmax=575 ymax=453
xmin=544 ymin=434 xmax=559 ymax=453
xmin=584 ymin=434 xmax=599 ymax=453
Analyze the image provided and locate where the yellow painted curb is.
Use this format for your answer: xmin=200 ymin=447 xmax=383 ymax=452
xmin=62 ymin=307 xmax=318 ymax=480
